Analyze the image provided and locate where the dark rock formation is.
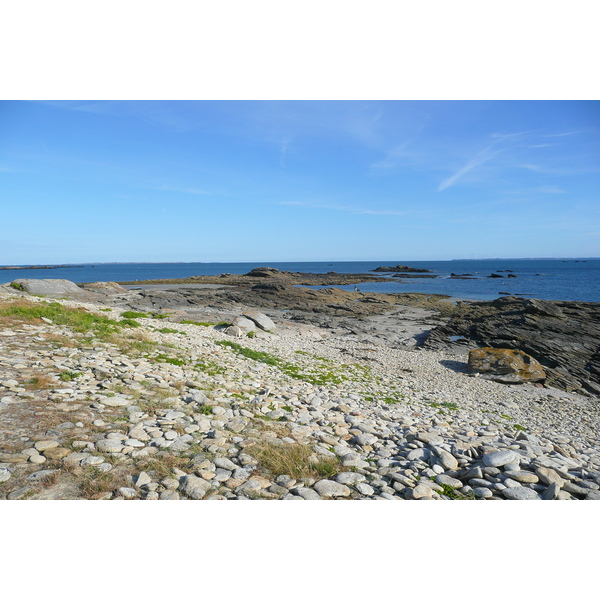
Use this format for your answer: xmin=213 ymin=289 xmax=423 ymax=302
xmin=372 ymin=265 xmax=432 ymax=273
xmin=391 ymin=273 xmax=438 ymax=279
xmin=424 ymin=296 xmax=600 ymax=396
xmin=246 ymin=267 xmax=281 ymax=277
xmin=251 ymin=281 xmax=290 ymax=292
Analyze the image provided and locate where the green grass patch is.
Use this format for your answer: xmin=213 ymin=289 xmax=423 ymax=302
xmin=152 ymin=354 xmax=187 ymax=367
xmin=430 ymin=401 xmax=458 ymax=411
xmin=181 ymin=320 xmax=215 ymax=327
xmin=121 ymin=311 xmax=148 ymax=319
xmin=59 ymin=371 xmax=82 ymax=382
xmin=194 ymin=360 xmax=226 ymax=376
xmin=120 ymin=318 xmax=141 ymax=328
xmin=0 ymin=300 xmax=127 ymax=339
xmin=436 ymin=482 xmax=473 ymax=500
xmin=383 ymin=397 xmax=401 ymax=405
xmin=155 ymin=327 xmax=185 ymax=335
xmin=215 ymin=340 xmax=350 ymax=386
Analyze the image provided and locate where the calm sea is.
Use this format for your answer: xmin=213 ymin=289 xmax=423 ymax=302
xmin=1 ymin=259 xmax=598 ymax=303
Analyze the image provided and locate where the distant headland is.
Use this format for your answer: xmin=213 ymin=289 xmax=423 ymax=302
xmin=0 ymin=265 xmax=84 ymax=271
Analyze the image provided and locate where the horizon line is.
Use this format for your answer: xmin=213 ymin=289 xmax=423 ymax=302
xmin=2 ymin=256 xmax=599 ymax=267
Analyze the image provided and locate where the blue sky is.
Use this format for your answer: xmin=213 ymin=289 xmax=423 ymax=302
xmin=1 ymin=100 xmax=599 ymax=264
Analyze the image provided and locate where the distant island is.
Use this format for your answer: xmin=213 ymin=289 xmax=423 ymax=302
xmin=371 ymin=264 xmax=432 ymax=273
xmin=0 ymin=265 xmax=84 ymax=271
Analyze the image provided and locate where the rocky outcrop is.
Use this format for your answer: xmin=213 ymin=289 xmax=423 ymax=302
xmin=82 ymin=281 xmax=129 ymax=294
xmin=424 ymin=296 xmax=600 ymax=395
xmin=372 ymin=265 xmax=432 ymax=273
xmin=468 ymin=348 xmax=546 ymax=384
xmin=11 ymin=278 xmax=85 ymax=296
xmin=246 ymin=267 xmax=281 ymax=277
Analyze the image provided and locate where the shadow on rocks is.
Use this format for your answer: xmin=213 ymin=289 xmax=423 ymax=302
xmin=439 ymin=359 xmax=469 ymax=374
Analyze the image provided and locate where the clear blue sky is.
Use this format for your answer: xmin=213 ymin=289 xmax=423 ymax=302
xmin=1 ymin=100 xmax=599 ymax=264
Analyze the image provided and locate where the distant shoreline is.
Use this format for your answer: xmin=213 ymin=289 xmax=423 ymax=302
xmin=0 ymin=265 xmax=84 ymax=271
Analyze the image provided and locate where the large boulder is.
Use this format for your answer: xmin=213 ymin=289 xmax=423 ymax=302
xmin=232 ymin=316 xmax=257 ymax=332
xmin=11 ymin=278 xmax=85 ymax=296
xmin=468 ymin=347 xmax=546 ymax=384
xmin=243 ymin=311 xmax=276 ymax=331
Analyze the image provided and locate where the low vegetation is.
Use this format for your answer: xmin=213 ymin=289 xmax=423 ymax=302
xmin=247 ymin=441 xmax=341 ymax=480
xmin=121 ymin=311 xmax=148 ymax=319
xmin=215 ymin=340 xmax=359 ymax=386
xmin=23 ymin=372 xmax=55 ymax=390
xmin=0 ymin=299 xmax=130 ymax=339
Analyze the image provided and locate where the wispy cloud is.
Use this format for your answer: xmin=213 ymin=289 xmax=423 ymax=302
xmin=279 ymin=137 xmax=293 ymax=168
xmin=532 ymin=185 xmax=566 ymax=194
xmin=436 ymin=129 xmax=582 ymax=192
xmin=437 ymin=141 xmax=500 ymax=191
xmin=542 ymin=130 xmax=582 ymax=138
xmin=277 ymin=199 xmax=407 ymax=216
xmin=148 ymin=185 xmax=212 ymax=195
xmin=370 ymin=141 xmax=417 ymax=170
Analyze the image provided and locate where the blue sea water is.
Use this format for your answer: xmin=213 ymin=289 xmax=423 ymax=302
xmin=1 ymin=259 xmax=599 ymax=303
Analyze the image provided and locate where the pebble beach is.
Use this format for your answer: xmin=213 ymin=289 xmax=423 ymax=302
xmin=1 ymin=287 xmax=599 ymax=501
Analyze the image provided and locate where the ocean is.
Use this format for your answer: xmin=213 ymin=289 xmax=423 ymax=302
xmin=1 ymin=259 xmax=599 ymax=303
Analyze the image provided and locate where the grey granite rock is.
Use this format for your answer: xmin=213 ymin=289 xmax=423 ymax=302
xmin=180 ymin=475 xmax=211 ymax=500
xmin=313 ymin=479 xmax=352 ymax=498
xmin=483 ymin=450 xmax=517 ymax=468
xmin=502 ymin=487 xmax=542 ymax=500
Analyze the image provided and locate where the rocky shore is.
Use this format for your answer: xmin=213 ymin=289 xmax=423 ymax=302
xmin=0 ymin=276 xmax=598 ymax=501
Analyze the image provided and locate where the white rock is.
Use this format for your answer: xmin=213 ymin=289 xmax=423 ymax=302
xmin=95 ymin=439 xmax=124 ymax=453
xmin=313 ymin=480 xmax=351 ymax=498
xmin=180 ymin=475 xmax=211 ymax=500
xmin=483 ymin=450 xmax=517 ymax=468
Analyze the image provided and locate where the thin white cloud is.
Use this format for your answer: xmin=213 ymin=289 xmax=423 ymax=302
xmin=370 ymin=141 xmax=416 ymax=170
xmin=532 ymin=185 xmax=566 ymax=194
xmin=149 ymin=185 xmax=211 ymax=195
xmin=277 ymin=199 xmax=407 ymax=216
xmin=543 ymin=130 xmax=582 ymax=138
xmin=437 ymin=142 xmax=499 ymax=191
xmin=279 ymin=137 xmax=293 ymax=168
